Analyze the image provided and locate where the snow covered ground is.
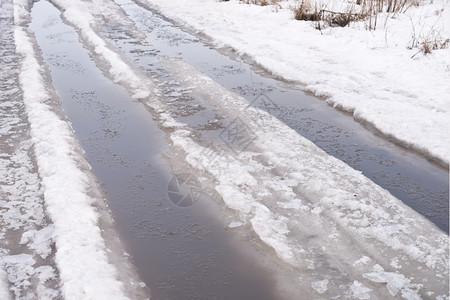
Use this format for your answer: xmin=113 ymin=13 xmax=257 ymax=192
xmin=43 ymin=0 xmax=448 ymax=298
xmin=1 ymin=0 xmax=60 ymax=297
xmin=0 ymin=0 xmax=148 ymax=298
xmin=138 ymin=0 xmax=450 ymax=167
xmin=1 ymin=0 xmax=448 ymax=298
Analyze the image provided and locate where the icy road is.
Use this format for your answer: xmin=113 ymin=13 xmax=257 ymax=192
xmin=0 ymin=0 xmax=448 ymax=299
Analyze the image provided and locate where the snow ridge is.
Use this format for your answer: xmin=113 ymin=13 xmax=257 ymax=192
xmin=137 ymin=0 xmax=450 ymax=167
xmin=1 ymin=0 xmax=60 ymax=298
xmin=12 ymin=0 xmax=129 ymax=298
xmin=0 ymin=266 xmax=10 ymax=300
xmin=49 ymin=0 xmax=179 ymax=129
xmin=41 ymin=0 xmax=448 ymax=297
xmin=165 ymin=58 xmax=449 ymax=298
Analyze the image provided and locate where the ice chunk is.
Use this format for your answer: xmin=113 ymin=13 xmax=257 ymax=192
xmin=363 ymin=264 xmax=409 ymax=296
xmin=311 ymin=279 xmax=329 ymax=294
xmin=351 ymin=281 xmax=372 ymax=300
xmin=0 ymin=266 xmax=10 ymax=300
xmin=353 ymin=256 xmax=371 ymax=266
xmin=20 ymin=226 xmax=55 ymax=259
xmin=228 ymin=221 xmax=245 ymax=228
xmin=132 ymin=90 xmax=150 ymax=99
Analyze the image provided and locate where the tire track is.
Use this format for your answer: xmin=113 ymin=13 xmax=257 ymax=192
xmin=45 ymin=0 xmax=448 ymax=298
xmin=0 ymin=0 xmax=60 ymax=298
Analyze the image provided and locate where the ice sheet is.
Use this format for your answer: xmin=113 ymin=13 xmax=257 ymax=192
xmin=0 ymin=266 xmax=10 ymax=300
xmin=42 ymin=0 xmax=449 ymax=297
xmin=138 ymin=0 xmax=450 ymax=167
xmin=12 ymin=0 xmax=130 ymax=298
xmin=166 ymin=57 xmax=449 ymax=297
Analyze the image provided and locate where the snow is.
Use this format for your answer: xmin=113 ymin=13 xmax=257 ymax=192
xmin=21 ymin=0 xmax=448 ymax=297
xmin=2 ymin=254 xmax=36 ymax=296
xmin=1 ymin=0 xmax=61 ymax=297
xmin=137 ymin=0 xmax=450 ymax=167
xmin=0 ymin=266 xmax=10 ymax=300
xmin=311 ymin=279 xmax=329 ymax=294
xmin=228 ymin=221 xmax=245 ymax=228
xmin=19 ymin=226 xmax=55 ymax=259
xmin=165 ymin=57 xmax=449 ymax=297
xmin=350 ymin=280 xmax=373 ymax=300
xmin=362 ymin=264 xmax=417 ymax=297
xmin=353 ymin=256 xmax=372 ymax=266
xmin=12 ymin=0 xmax=130 ymax=298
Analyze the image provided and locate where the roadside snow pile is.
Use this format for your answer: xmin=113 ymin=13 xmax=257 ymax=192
xmin=138 ymin=0 xmax=450 ymax=166
xmin=166 ymin=57 xmax=449 ymax=298
xmin=11 ymin=0 xmax=137 ymax=298
xmin=0 ymin=267 xmax=10 ymax=300
xmin=49 ymin=0 xmax=179 ymax=130
xmin=38 ymin=0 xmax=448 ymax=297
xmin=1 ymin=0 xmax=61 ymax=297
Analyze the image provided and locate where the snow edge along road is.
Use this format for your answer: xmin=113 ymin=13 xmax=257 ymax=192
xmin=12 ymin=0 xmax=148 ymax=299
xmin=0 ymin=267 xmax=9 ymax=300
xmin=136 ymin=0 xmax=450 ymax=168
xmin=45 ymin=0 xmax=449 ymax=297
xmin=165 ymin=57 xmax=449 ymax=298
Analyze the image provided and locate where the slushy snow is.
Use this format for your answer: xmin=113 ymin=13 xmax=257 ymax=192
xmin=166 ymin=57 xmax=449 ymax=298
xmin=47 ymin=0 xmax=448 ymax=297
xmin=1 ymin=0 xmax=60 ymax=297
xmin=0 ymin=267 xmax=10 ymax=300
xmin=2 ymin=0 xmax=448 ymax=298
xmin=1 ymin=0 xmax=138 ymax=298
xmin=311 ymin=279 xmax=329 ymax=294
xmin=137 ymin=0 xmax=450 ymax=167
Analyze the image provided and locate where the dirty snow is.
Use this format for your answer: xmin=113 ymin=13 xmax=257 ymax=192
xmin=1 ymin=0 xmax=60 ymax=297
xmin=311 ymin=279 xmax=329 ymax=294
xmin=45 ymin=0 xmax=449 ymax=297
xmin=351 ymin=280 xmax=373 ymax=300
xmin=4 ymin=0 xmax=135 ymax=298
xmin=3 ymin=0 xmax=448 ymax=298
xmin=138 ymin=0 xmax=450 ymax=167
xmin=166 ymin=57 xmax=449 ymax=298
xmin=0 ymin=266 xmax=10 ymax=300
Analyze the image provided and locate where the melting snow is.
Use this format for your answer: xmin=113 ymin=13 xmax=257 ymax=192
xmin=138 ymin=0 xmax=450 ymax=167
xmin=2 ymin=0 xmax=447 ymax=297
xmin=311 ymin=279 xmax=329 ymax=294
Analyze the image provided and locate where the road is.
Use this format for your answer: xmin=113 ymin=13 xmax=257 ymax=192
xmin=0 ymin=0 xmax=448 ymax=299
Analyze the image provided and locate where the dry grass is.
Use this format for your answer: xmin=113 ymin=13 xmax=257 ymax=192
xmin=240 ymin=0 xmax=279 ymax=6
xmin=235 ymin=0 xmax=448 ymax=54
xmin=293 ymin=0 xmax=365 ymax=28
xmin=293 ymin=0 xmax=421 ymax=29
xmin=421 ymin=37 xmax=449 ymax=53
xmin=411 ymin=30 xmax=450 ymax=54
xmin=294 ymin=1 xmax=364 ymax=28
xmin=407 ymin=8 xmax=450 ymax=54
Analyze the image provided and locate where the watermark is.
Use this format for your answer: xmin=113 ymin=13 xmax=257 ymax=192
xmin=218 ymin=92 xmax=280 ymax=155
xmin=167 ymin=92 xmax=280 ymax=208
xmin=167 ymin=173 xmax=203 ymax=207
xmin=199 ymin=142 xmax=231 ymax=179
xmin=245 ymin=92 xmax=283 ymax=130
xmin=246 ymin=92 xmax=280 ymax=115
xmin=219 ymin=117 xmax=256 ymax=155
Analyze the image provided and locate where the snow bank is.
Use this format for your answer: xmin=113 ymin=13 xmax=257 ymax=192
xmin=0 ymin=266 xmax=10 ymax=300
xmin=44 ymin=0 xmax=448 ymax=296
xmin=138 ymin=0 xmax=450 ymax=166
xmin=1 ymin=0 xmax=60 ymax=297
xmin=51 ymin=0 xmax=152 ymax=94
xmin=165 ymin=57 xmax=449 ymax=298
xmin=13 ymin=0 xmax=129 ymax=298
xmin=49 ymin=0 xmax=179 ymax=128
